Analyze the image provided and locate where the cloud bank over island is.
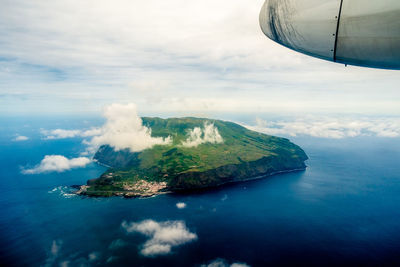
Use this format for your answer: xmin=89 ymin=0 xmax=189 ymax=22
xmin=182 ymin=123 xmax=223 ymax=147
xmin=41 ymin=103 xmax=172 ymax=153
xmin=87 ymin=103 xmax=172 ymax=153
xmin=30 ymin=103 xmax=399 ymax=175
xmin=122 ymin=219 xmax=197 ymax=257
xmin=27 ymin=103 xmax=400 ymax=176
xmin=22 ymin=155 xmax=91 ymax=174
xmin=24 ymin=103 xmax=172 ymax=174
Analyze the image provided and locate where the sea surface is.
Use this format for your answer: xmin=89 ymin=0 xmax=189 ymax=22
xmin=1 ymin=116 xmax=400 ymax=266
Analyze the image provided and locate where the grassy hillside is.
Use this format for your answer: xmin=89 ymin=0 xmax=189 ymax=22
xmin=84 ymin=117 xmax=308 ymax=196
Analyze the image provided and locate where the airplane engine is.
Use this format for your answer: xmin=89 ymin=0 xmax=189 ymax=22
xmin=259 ymin=0 xmax=400 ymax=69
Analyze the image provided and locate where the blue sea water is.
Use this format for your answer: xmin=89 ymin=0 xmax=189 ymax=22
xmin=1 ymin=116 xmax=400 ymax=266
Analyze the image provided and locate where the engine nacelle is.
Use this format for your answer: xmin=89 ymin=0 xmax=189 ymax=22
xmin=259 ymin=0 xmax=400 ymax=69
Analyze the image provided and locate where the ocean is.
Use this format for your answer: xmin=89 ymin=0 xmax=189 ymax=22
xmin=1 ymin=116 xmax=400 ymax=266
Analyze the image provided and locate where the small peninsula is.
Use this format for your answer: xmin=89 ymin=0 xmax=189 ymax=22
xmin=76 ymin=117 xmax=308 ymax=197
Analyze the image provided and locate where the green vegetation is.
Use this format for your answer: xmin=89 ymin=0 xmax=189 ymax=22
xmin=82 ymin=117 xmax=308 ymax=197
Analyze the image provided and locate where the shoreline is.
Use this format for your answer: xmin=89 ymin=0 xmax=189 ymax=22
xmin=73 ymin=167 xmax=307 ymax=199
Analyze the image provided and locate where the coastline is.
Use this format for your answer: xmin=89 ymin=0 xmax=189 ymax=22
xmin=74 ymin=167 xmax=307 ymax=198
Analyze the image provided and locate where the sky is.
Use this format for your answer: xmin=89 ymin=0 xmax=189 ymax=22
xmin=0 ymin=0 xmax=399 ymax=116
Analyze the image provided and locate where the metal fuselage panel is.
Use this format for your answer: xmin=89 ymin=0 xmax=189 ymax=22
xmin=336 ymin=1 xmax=400 ymax=69
xmin=259 ymin=0 xmax=400 ymax=69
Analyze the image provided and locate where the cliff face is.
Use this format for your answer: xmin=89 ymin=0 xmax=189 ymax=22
xmin=94 ymin=145 xmax=140 ymax=168
xmin=79 ymin=117 xmax=308 ymax=197
xmin=169 ymin=155 xmax=306 ymax=191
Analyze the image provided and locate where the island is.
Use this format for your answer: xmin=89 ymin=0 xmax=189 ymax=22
xmin=76 ymin=117 xmax=308 ymax=197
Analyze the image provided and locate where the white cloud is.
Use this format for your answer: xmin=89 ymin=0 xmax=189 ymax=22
xmin=43 ymin=240 xmax=102 ymax=267
xmin=13 ymin=135 xmax=29 ymax=141
xmin=88 ymin=252 xmax=101 ymax=262
xmin=246 ymin=116 xmax=400 ymax=139
xmin=22 ymin=155 xmax=91 ymax=174
xmin=2 ymin=0 xmax=399 ymax=116
xmin=182 ymin=123 xmax=223 ymax=147
xmin=176 ymin=202 xmax=187 ymax=209
xmin=201 ymin=258 xmax=250 ymax=267
xmin=38 ymin=103 xmax=172 ymax=155
xmin=41 ymin=128 xmax=101 ymax=140
xmin=44 ymin=240 xmax=63 ymax=267
xmin=87 ymin=103 xmax=172 ymax=152
xmin=41 ymin=129 xmax=82 ymax=140
xmin=231 ymin=264 xmax=250 ymax=267
xmin=121 ymin=219 xmax=197 ymax=257
xmin=51 ymin=240 xmax=62 ymax=257
xmin=81 ymin=128 xmax=102 ymax=137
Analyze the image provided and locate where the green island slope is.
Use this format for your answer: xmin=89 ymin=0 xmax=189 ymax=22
xmin=77 ymin=117 xmax=308 ymax=197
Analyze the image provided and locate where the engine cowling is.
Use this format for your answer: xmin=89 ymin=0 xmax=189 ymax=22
xmin=259 ymin=0 xmax=400 ymax=69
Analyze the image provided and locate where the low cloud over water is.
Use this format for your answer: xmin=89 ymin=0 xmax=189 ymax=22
xmin=122 ymin=219 xmax=197 ymax=257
